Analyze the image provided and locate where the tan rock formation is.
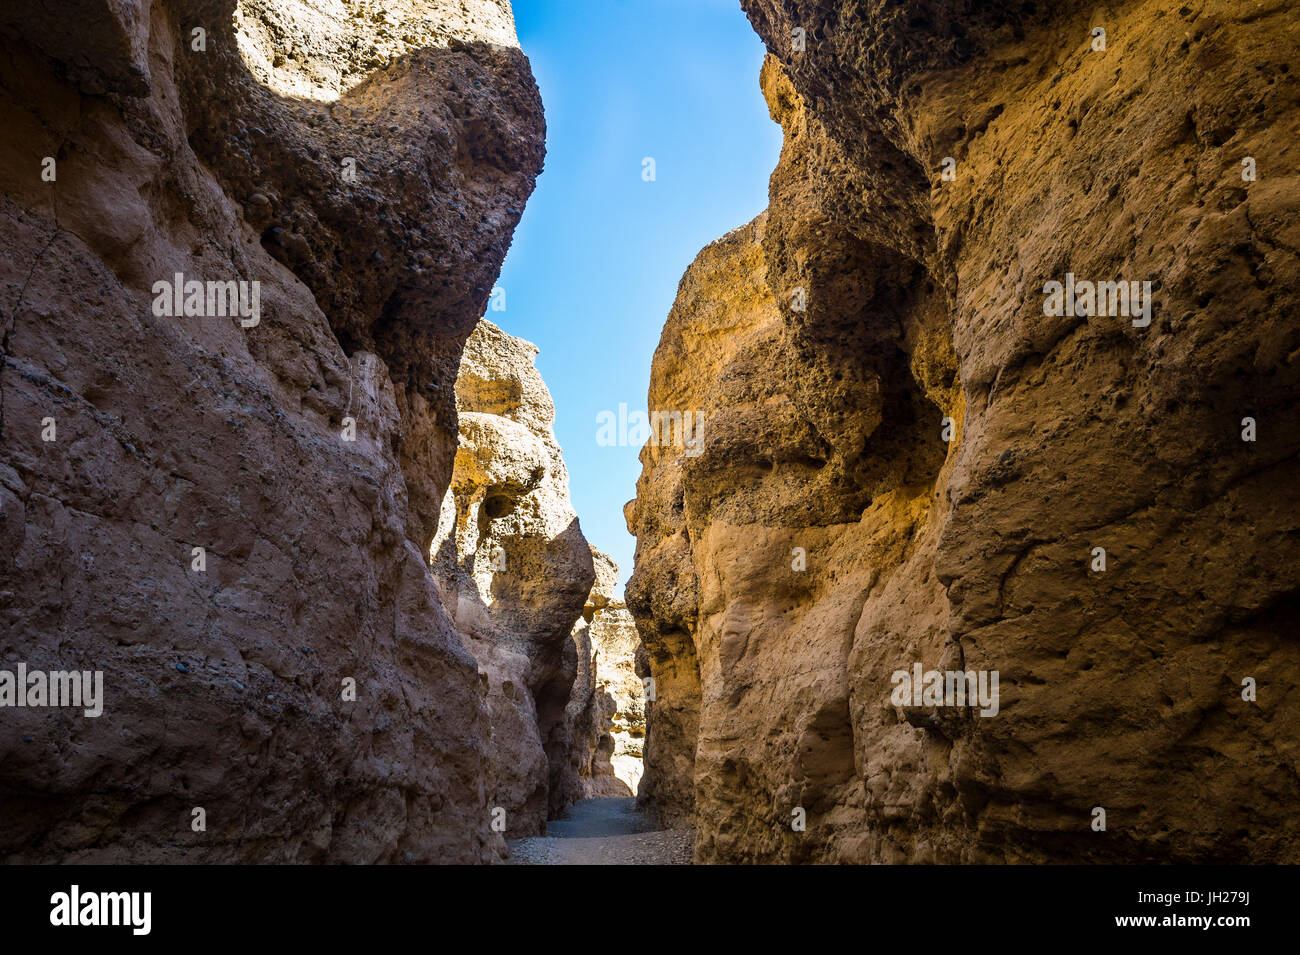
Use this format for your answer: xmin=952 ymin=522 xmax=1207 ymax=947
xmin=628 ymin=1 xmax=1300 ymax=863
xmin=568 ymin=550 xmax=646 ymax=799
xmin=0 ymin=0 xmax=543 ymax=862
xmin=595 ymin=602 xmax=646 ymax=795
xmin=431 ymin=319 xmax=594 ymax=835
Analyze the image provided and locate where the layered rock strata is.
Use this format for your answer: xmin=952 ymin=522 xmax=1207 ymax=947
xmin=627 ymin=0 xmax=1300 ymax=863
xmin=0 ymin=0 xmax=544 ymax=862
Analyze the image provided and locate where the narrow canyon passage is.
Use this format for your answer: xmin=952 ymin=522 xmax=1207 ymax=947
xmin=0 ymin=0 xmax=1297 ymax=884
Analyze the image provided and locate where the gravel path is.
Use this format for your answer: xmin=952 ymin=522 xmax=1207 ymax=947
xmin=506 ymin=798 xmax=694 ymax=865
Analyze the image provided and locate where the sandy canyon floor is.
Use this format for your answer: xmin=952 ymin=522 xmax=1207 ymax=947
xmin=506 ymin=799 xmax=694 ymax=865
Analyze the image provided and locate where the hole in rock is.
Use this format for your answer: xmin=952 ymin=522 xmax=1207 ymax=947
xmin=483 ymin=494 xmax=515 ymax=519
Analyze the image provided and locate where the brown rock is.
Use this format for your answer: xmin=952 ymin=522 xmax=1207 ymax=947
xmin=0 ymin=0 xmax=543 ymax=862
xmin=566 ymin=548 xmax=646 ymax=800
xmin=629 ymin=1 xmax=1300 ymax=863
xmin=431 ymin=319 xmax=595 ymax=835
xmin=590 ymin=600 xmax=647 ymax=796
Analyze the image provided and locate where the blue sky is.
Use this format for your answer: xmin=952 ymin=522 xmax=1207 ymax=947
xmin=495 ymin=0 xmax=782 ymax=592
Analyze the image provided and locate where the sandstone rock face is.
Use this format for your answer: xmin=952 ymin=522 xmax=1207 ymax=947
xmin=574 ymin=603 xmax=646 ymax=798
xmin=567 ymin=550 xmax=647 ymax=800
xmin=628 ymin=1 xmax=1300 ymax=863
xmin=590 ymin=601 xmax=646 ymax=796
xmin=0 ymin=1 xmax=543 ymax=862
xmin=431 ymin=320 xmax=594 ymax=835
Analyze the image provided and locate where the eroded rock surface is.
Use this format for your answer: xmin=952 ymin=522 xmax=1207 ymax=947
xmin=0 ymin=0 xmax=543 ymax=862
xmin=587 ymin=601 xmax=646 ymax=796
xmin=566 ymin=549 xmax=646 ymax=799
xmin=628 ymin=1 xmax=1300 ymax=863
xmin=432 ymin=319 xmax=594 ymax=835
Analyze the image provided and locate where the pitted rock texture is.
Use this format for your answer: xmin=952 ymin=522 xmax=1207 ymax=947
xmin=0 ymin=0 xmax=543 ymax=862
xmin=432 ymin=319 xmax=594 ymax=836
xmin=586 ymin=601 xmax=646 ymax=796
xmin=565 ymin=549 xmax=646 ymax=799
xmin=628 ymin=1 xmax=1300 ymax=863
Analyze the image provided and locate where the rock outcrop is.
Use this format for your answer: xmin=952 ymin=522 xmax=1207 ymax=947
xmin=566 ymin=550 xmax=647 ymax=799
xmin=0 ymin=0 xmax=544 ymax=862
xmin=627 ymin=1 xmax=1300 ymax=863
xmin=432 ymin=319 xmax=594 ymax=835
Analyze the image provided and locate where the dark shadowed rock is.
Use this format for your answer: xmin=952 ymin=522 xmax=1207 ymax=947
xmin=0 ymin=0 xmax=544 ymax=863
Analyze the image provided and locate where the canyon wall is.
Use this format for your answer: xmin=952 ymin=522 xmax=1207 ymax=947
xmin=565 ymin=549 xmax=647 ymax=800
xmin=585 ymin=599 xmax=646 ymax=797
xmin=0 ymin=0 xmax=547 ymax=862
xmin=431 ymin=319 xmax=594 ymax=834
xmin=627 ymin=0 xmax=1300 ymax=862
